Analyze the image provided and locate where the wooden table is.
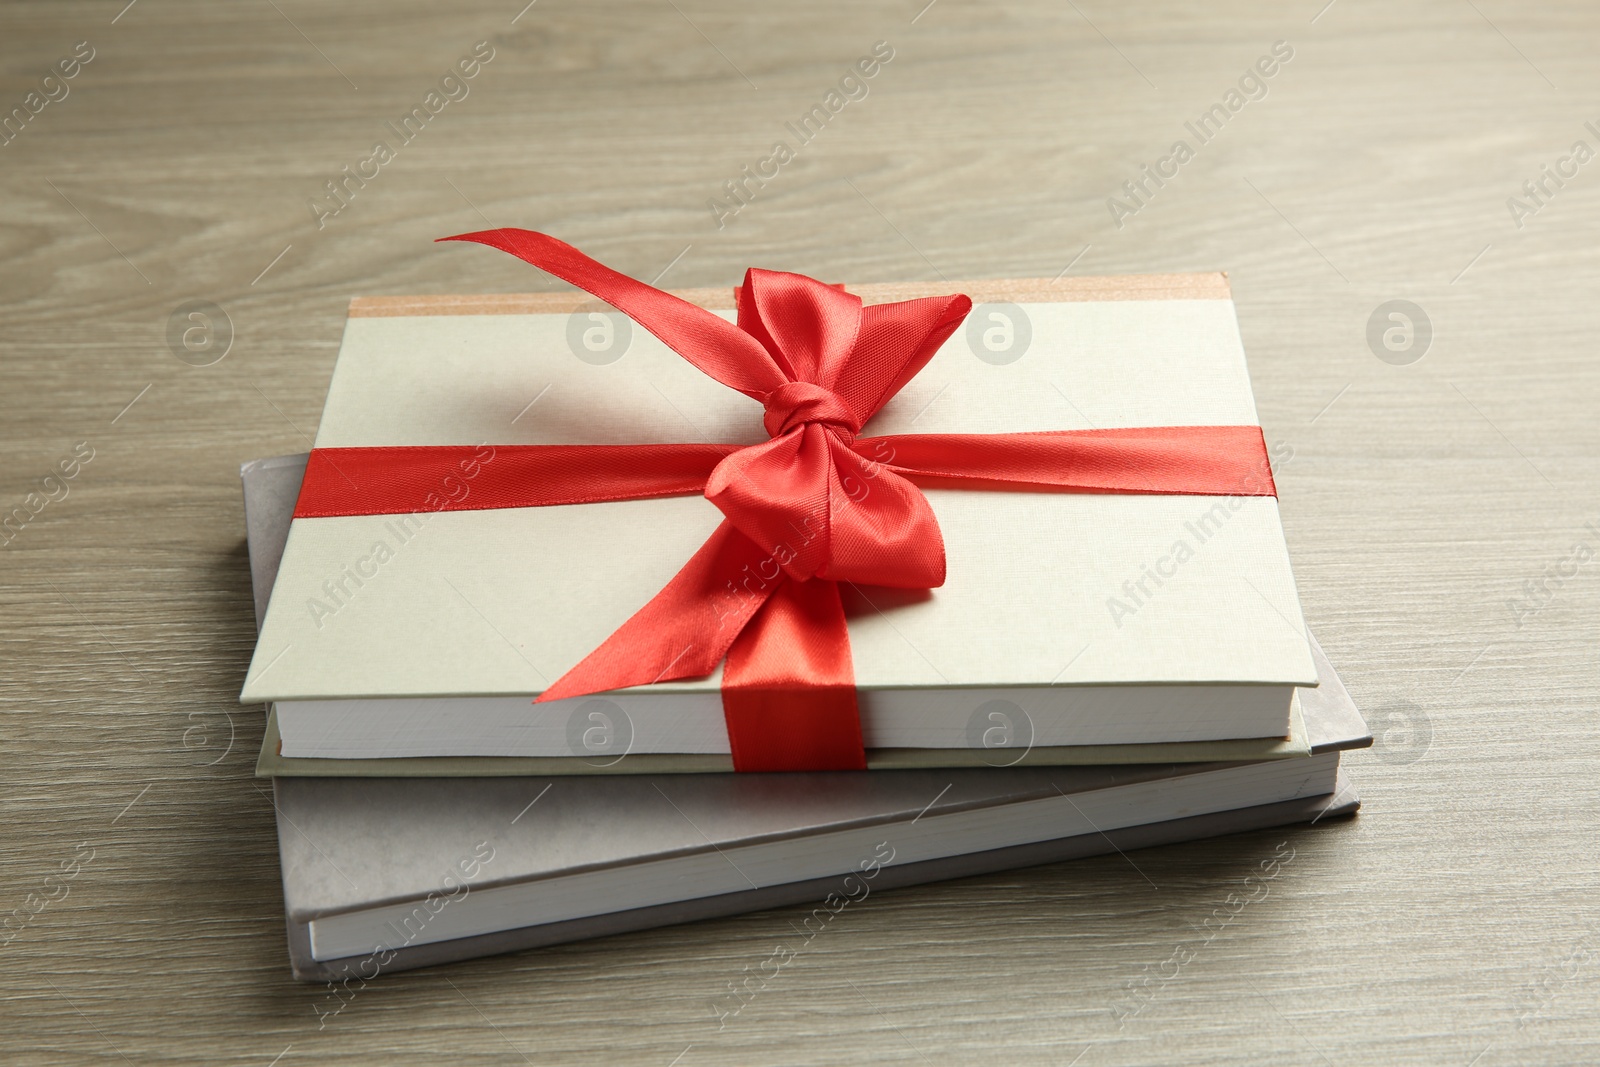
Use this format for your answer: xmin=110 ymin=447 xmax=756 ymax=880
xmin=4 ymin=1 xmax=1595 ymax=1063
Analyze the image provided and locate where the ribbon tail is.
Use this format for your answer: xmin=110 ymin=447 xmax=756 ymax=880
xmin=535 ymin=521 xmax=778 ymax=703
xmin=439 ymin=229 xmax=787 ymax=398
xmin=722 ymin=578 xmax=866 ymax=772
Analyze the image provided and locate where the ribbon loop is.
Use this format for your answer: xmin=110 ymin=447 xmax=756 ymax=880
xmin=705 ymin=431 xmax=837 ymax=582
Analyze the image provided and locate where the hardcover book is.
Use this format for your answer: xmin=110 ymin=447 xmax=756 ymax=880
xmin=240 ymin=272 xmax=1316 ymax=767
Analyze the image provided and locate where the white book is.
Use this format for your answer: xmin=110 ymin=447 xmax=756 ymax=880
xmin=242 ymin=275 xmax=1316 ymax=762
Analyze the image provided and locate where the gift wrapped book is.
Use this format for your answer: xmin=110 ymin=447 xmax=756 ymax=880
xmin=241 ymin=231 xmax=1320 ymax=775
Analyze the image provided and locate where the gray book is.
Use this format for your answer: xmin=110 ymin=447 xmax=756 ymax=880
xmin=242 ymin=455 xmax=1366 ymax=982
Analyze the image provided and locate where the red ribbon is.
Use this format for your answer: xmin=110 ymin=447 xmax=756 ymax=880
xmin=294 ymin=230 xmax=1277 ymax=772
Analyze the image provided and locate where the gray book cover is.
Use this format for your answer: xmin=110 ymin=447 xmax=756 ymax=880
xmin=242 ymin=454 xmax=1365 ymax=982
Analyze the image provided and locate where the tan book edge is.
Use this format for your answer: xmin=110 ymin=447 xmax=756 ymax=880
xmin=346 ymin=273 xmax=1232 ymax=318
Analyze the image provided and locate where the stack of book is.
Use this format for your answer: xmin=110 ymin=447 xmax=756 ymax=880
xmin=240 ymin=266 xmax=1368 ymax=981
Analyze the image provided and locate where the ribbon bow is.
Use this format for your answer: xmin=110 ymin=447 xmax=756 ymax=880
xmin=707 ymin=267 xmax=961 ymax=592
xmin=294 ymin=230 xmax=1277 ymax=771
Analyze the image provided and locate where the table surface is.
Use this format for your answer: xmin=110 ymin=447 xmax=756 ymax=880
xmin=4 ymin=2 xmax=1597 ymax=1064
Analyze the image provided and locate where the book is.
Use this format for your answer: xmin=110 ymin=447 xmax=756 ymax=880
xmin=240 ymin=274 xmax=1317 ymax=766
xmin=287 ymin=778 xmax=1358 ymax=984
xmin=278 ymin=760 xmax=1359 ymax=983
xmin=243 ymin=449 xmax=1367 ymax=981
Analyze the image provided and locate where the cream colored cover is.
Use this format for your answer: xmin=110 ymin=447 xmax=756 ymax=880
xmin=241 ymin=276 xmax=1316 ymax=723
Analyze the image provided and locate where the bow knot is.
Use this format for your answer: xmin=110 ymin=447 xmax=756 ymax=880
xmin=762 ymin=381 xmax=862 ymax=441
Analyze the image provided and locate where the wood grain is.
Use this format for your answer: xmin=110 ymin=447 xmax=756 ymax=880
xmin=2 ymin=1 xmax=1598 ymax=1064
